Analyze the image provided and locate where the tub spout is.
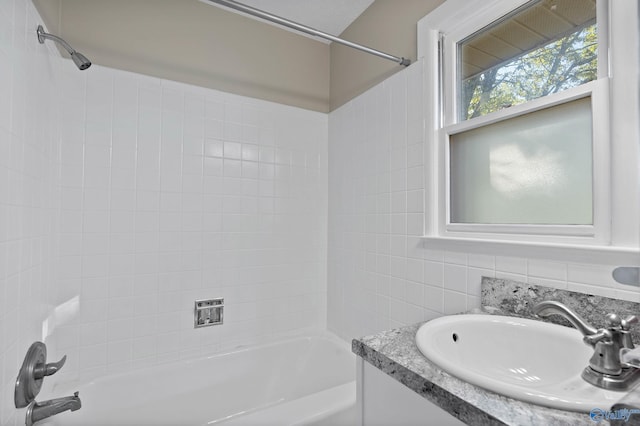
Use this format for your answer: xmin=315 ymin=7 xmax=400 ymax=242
xmin=26 ymin=392 xmax=81 ymax=426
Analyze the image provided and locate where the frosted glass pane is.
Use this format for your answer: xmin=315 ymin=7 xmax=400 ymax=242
xmin=450 ymin=97 xmax=593 ymax=225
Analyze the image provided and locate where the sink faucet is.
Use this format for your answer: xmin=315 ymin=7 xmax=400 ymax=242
xmin=533 ymin=300 xmax=640 ymax=391
xmin=533 ymin=301 xmax=598 ymax=337
xmin=26 ymin=392 xmax=81 ymax=426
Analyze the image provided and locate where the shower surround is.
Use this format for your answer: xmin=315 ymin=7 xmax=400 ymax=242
xmin=1 ymin=1 xmax=326 ymax=423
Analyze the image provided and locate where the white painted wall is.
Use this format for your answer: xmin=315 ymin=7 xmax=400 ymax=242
xmin=327 ymin=59 xmax=640 ymax=341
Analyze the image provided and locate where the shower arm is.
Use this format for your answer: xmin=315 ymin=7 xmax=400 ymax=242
xmin=36 ymin=25 xmax=91 ymax=70
xmin=201 ymin=0 xmax=411 ymax=67
xmin=37 ymin=26 xmax=77 ymax=55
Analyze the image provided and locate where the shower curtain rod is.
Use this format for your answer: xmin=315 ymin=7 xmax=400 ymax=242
xmin=201 ymin=0 xmax=411 ymax=67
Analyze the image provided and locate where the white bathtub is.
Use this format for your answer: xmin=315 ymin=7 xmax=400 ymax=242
xmin=41 ymin=333 xmax=356 ymax=425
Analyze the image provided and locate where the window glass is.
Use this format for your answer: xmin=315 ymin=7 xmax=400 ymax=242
xmin=459 ymin=0 xmax=597 ymax=120
xmin=449 ymin=97 xmax=593 ymax=224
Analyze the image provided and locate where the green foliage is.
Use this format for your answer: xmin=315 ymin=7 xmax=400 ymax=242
xmin=462 ymin=24 xmax=598 ymax=120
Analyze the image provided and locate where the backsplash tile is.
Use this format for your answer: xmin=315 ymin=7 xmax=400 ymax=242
xmin=481 ymin=277 xmax=640 ymax=343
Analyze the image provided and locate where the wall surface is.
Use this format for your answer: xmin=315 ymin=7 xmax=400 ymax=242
xmin=327 ymin=60 xmax=640 ymax=341
xmin=51 ymin=65 xmax=328 ymax=383
xmin=0 ymin=1 xmax=63 ymax=423
xmin=33 ymin=0 xmax=331 ymax=113
xmin=4 ymin=1 xmax=638 ymax=425
xmin=330 ymin=0 xmax=444 ymax=111
xmin=2 ymin=2 xmax=328 ymax=423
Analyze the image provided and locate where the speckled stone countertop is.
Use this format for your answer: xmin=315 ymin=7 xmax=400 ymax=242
xmin=352 ymin=278 xmax=640 ymax=426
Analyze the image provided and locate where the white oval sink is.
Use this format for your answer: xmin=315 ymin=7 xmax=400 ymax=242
xmin=416 ymin=314 xmax=625 ymax=412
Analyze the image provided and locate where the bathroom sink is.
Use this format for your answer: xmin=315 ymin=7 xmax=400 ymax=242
xmin=415 ymin=314 xmax=625 ymax=412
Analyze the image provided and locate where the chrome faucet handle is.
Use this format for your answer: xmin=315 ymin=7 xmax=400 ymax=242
xmin=621 ymin=315 xmax=638 ymax=349
xmin=605 ymin=313 xmax=622 ymax=328
xmin=584 ymin=328 xmax=613 ymax=346
xmin=621 ymin=315 xmax=638 ymax=330
xmin=15 ymin=342 xmax=69 ymax=408
xmin=33 ymin=355 xmax=66 ymax=379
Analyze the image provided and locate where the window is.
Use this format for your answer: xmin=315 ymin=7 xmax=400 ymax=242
xmin=449 ymin=97 xmax=593 ymax=226
xmin=459 ymin=0 xmax=598 ymax=120
xmin=419 ymin=0 xmax=640 ymax=261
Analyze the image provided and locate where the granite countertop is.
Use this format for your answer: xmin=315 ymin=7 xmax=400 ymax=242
xmin=353 ymin=321 xmax=596 ymax=426
xmin=351 ymin=278 xmax=640 ymax=426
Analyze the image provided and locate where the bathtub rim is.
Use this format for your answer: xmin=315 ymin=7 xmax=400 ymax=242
xmin=47 ymin=328 xmax=353 ymax=394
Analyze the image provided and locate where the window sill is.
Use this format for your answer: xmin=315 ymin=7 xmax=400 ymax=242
xmin=421 ymin=236 xmax=640 ymax=265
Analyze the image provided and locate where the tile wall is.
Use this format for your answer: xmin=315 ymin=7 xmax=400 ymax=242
xmin=52 ymin=67 xmax=328 ymax=382
xmin=1 ymin=1 xmax=327 ymax=422
xmin=327 ymin=60 xmax=640 ymax=341
xmin=0 ymin=0 xmax=63 ymax=423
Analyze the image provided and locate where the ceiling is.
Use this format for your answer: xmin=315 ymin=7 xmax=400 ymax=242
xmin=32 ymin=0 xmax=430 ymax=112
xmin=201 ymin=0 xmax=376 ymax=39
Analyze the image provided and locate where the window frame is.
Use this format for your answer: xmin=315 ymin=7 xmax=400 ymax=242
xmin=418 ymin=0 xmax=640 ymax=264
xmin=443 ymin=79 xmax=609 ymax=244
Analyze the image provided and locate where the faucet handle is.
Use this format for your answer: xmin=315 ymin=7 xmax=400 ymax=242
xmin=605 ymin=313 xmax=622 ymax=328
xmin=621 ymin=316 xmax=638 ymax=349
xmin=33 ymin=355 xmax=66 ymax=379
xmin=584 ymin=329 xmax=613 ymax=346
xmin=621 ymin=315 xmax=638 ymax=330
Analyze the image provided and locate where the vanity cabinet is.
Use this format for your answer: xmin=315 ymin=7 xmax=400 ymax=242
xmin=356 ymin=358 xmax=465 ymax=426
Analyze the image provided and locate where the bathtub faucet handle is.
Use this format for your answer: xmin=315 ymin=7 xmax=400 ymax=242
xmin=34 ymin=355 xmax=66 ymax=379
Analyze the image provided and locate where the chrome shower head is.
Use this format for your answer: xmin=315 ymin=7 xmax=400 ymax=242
xmin=37 ymin=25 xmax=92 ymax=71
xmin=70 ymin=51 xmax=91 ymax=71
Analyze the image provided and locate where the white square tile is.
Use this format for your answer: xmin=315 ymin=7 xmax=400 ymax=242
xmin=468 ymin=254 xmax=494 ymax=269
xmin=205 ymin=140 xmax=223 ymax=158
xmin=496 ymin=256 xmax=527 ymax=275
xmin=443 ymin=290 xmax=467 ymax=315
xmin=406 ymin=166 xmax=423 ymax=190
xmin=528 ymin=260 xmax=567 ymax=281
xmin=443 ymin=252 xmax=466 ymax=266
xmin=224 ymin=142 xmax=242 ymax=159
xmin=567 ymin=263 xmax=618 ymax=288
xmin=424 ymin=285 xmax=444 ymax=313
xmin=424 ymin=261 xmax=444 ymax=287
xmin=406 ymin=258 xmax=424 ymax=283
xmin=406 ymin=190 xmax=423 ymax=213
xmin=444 ymin=264 xmax=467 ymax=293
xmin=467 ymin=267 xmax=492 ymax=296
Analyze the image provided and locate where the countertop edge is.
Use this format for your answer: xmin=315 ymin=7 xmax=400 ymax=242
xmin=352 ymin=337 xmax=507 ymax=426
xmin=351 ymin=322 xmax=601 ymax=426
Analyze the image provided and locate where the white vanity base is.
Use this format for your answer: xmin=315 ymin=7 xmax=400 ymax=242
xmin=357 ymin=358 xmax=465 ymax=426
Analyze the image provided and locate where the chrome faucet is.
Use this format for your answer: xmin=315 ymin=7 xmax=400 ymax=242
xmin=533 ymin=301 xmax=598 ymax=337
xmin=26 ymin=392 xmax=81 ymax=426
xmin=533 ymin=300 xmax=640 ymax=391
